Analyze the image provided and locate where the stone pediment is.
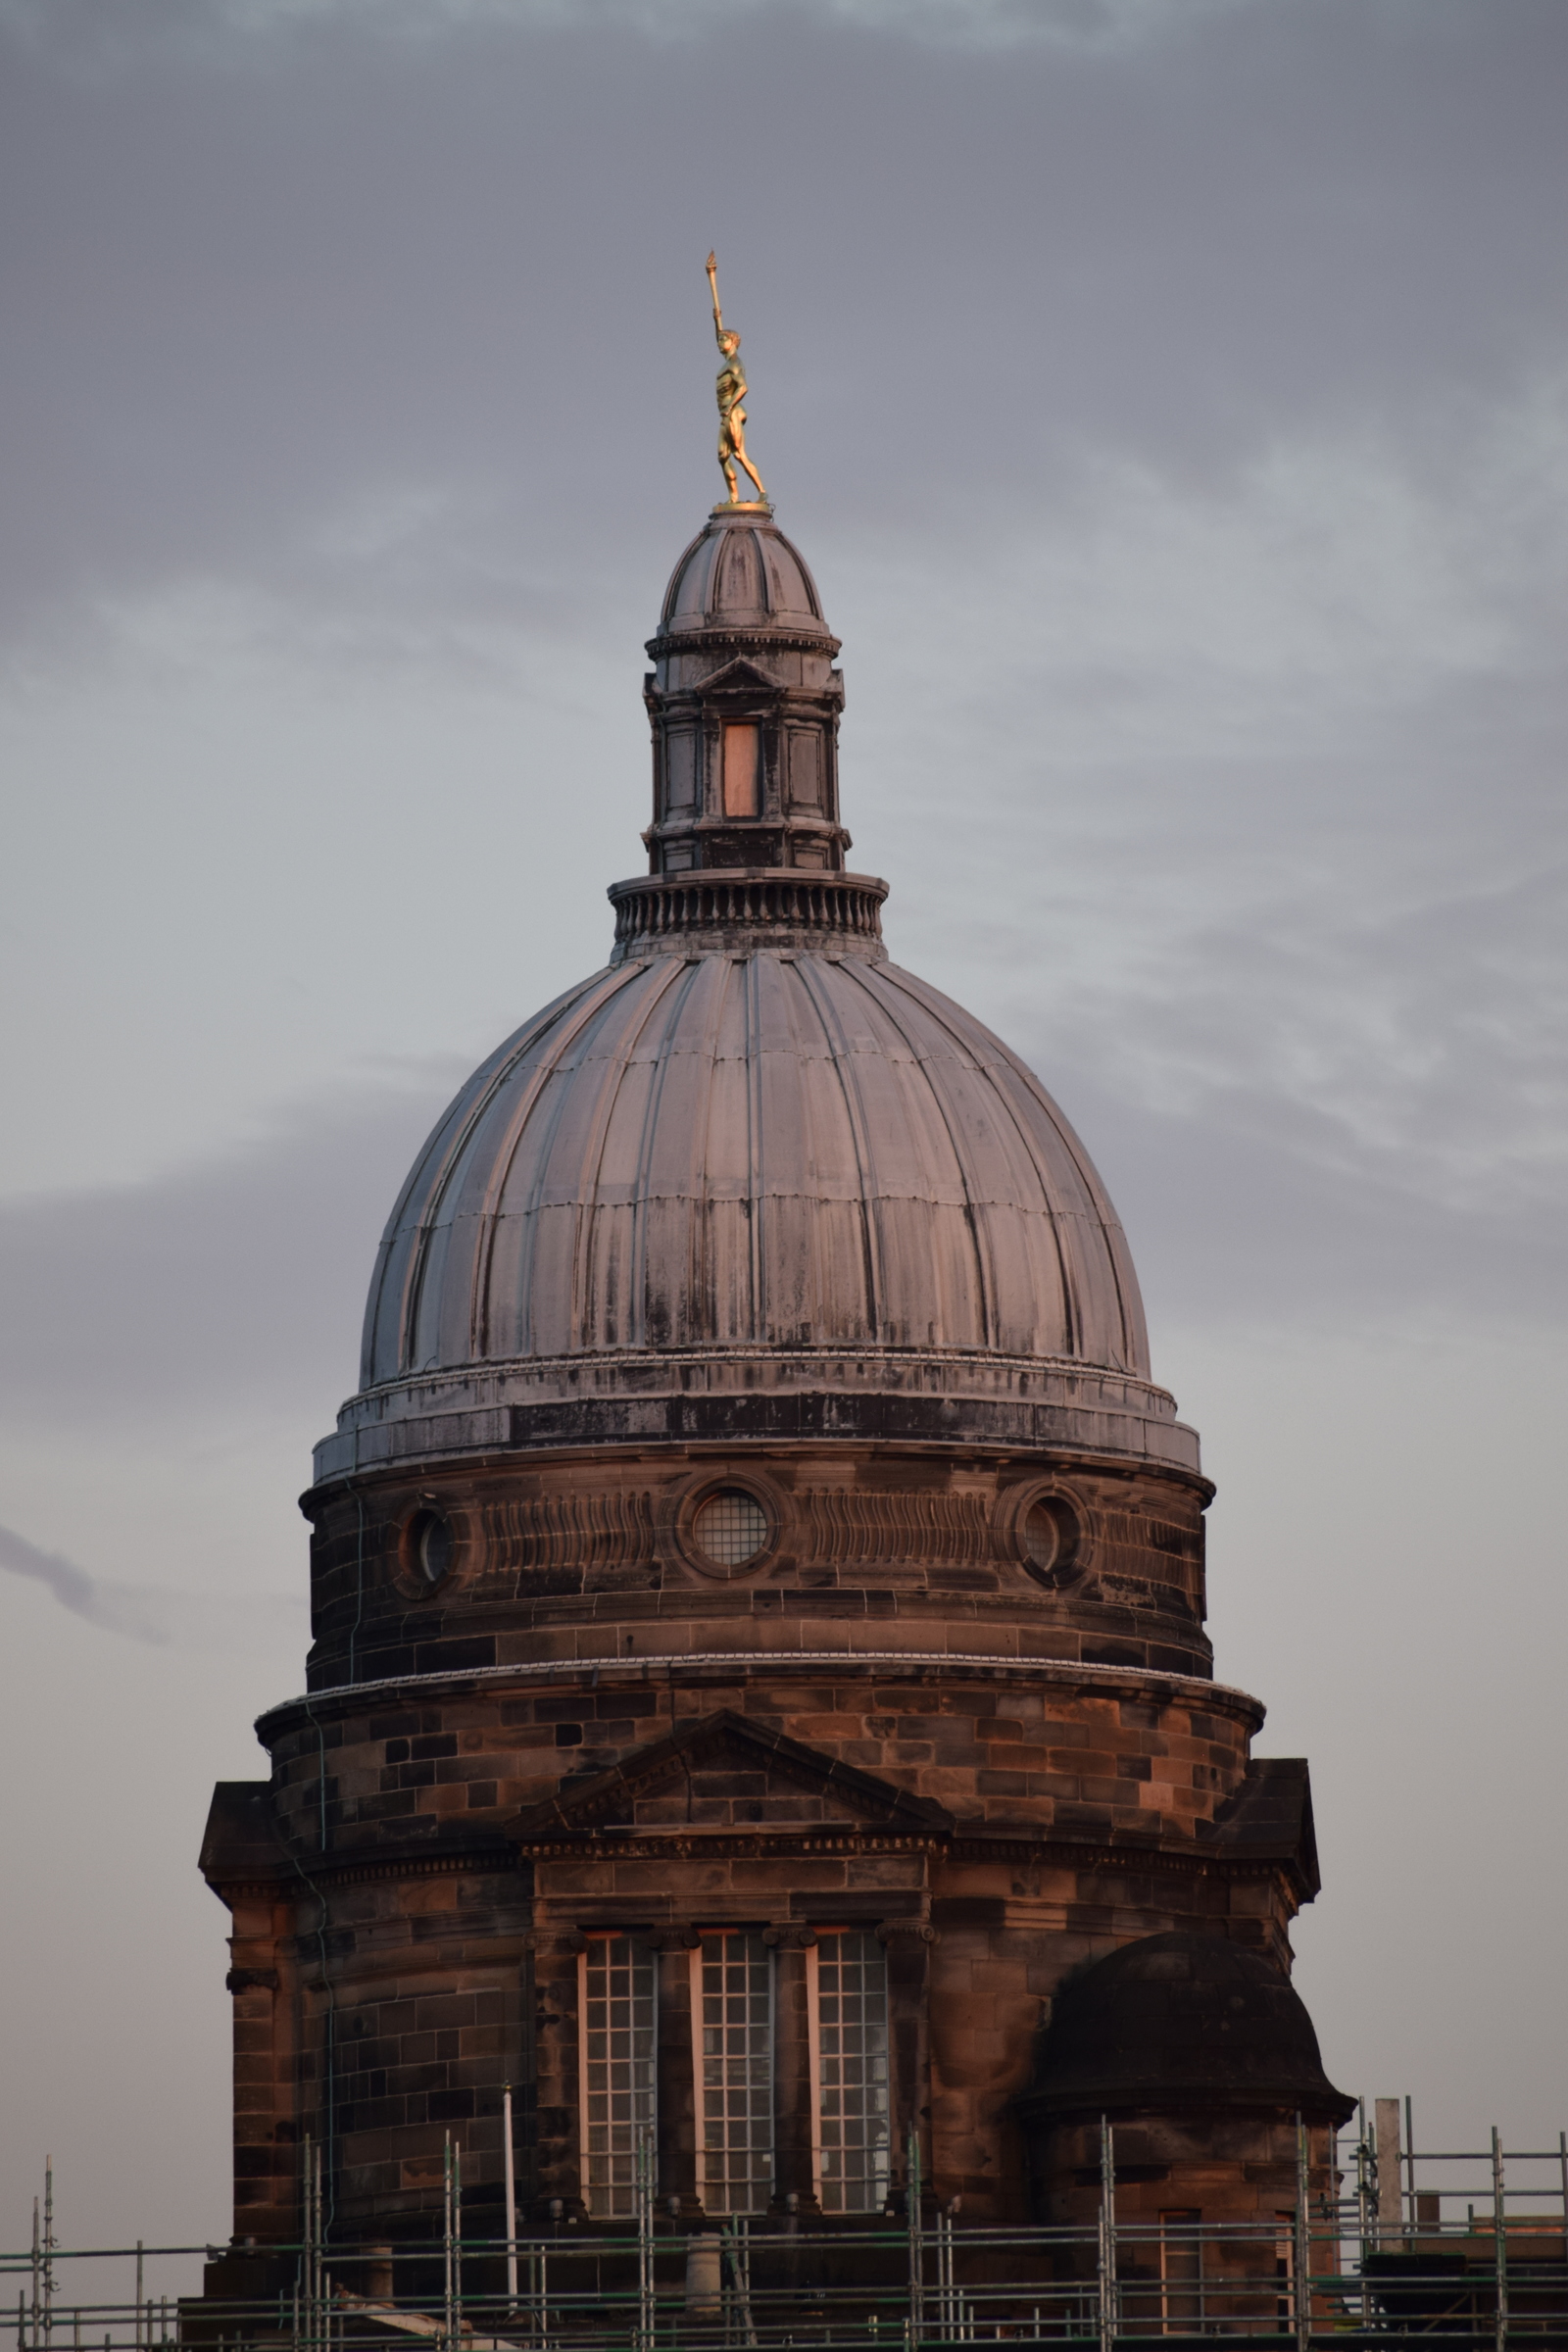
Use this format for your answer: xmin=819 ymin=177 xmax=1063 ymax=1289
xmin=506 ymin=1709 xmax=954 ymax=1841
xmin=694 ymin=655 xmax=781 ymax=697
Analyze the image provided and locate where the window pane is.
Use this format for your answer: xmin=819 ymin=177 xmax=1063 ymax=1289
xmin=582 ymin=1936 xmax=657 ymax=2221
xmin=700 ymin=1932 xmax=773 ymax=2214
xmin=694 ymin=1489 xmax=769 ymax=1567
xmin=722 ymin=724 xmax=761 ymax=817
xmin=815 ymin=1932 xmax=890 ymax=2214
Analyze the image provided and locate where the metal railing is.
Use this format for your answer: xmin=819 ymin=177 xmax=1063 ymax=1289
xmin=7 ymin=2107 xmax=1567 ymax=2352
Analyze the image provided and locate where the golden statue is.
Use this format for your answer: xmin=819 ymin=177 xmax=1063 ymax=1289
xmin=706 ymin=252 xmax=767 ymax=508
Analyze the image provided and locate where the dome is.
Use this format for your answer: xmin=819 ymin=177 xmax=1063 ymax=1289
xmin=361 ymin=950 xmax=1148 ymax=1387
xmin=1023 ymin=1933 xmax=1353 ymax=2123
xmin=316 ymin=502 xmax=1200 ymax=1487
xmin=657 ymin=511 xmax=833 ymax=641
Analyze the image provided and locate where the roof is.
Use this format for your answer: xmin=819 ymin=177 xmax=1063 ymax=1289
xmin=1020 ymin=1930 xmax=1354 ymax=2126
xmin=1200 ymin=1757 xmax=1321 ymax=1899
xmin=357 ymin=949 xmax=1150 ymax=1389
xmin=656 ymin=510 xmax=833 ymax=643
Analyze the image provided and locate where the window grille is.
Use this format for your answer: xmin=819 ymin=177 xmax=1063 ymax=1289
xmin=693 ymin=1489 xmax=769 ymax=1567
xmin=579 ymin=1936 xmax=657 ymax=2219
xmin=812 ymin=1930 xmax=891 ymax=2213
xmin=695 ymin=1932 xmax=774 ymax=2214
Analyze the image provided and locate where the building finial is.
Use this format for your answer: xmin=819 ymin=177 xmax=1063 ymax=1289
xmin=706 ymin=252 xmax=768 ymax=512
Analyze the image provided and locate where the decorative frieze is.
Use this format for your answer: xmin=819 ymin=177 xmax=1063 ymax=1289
xmin=476 ymin=1489 xmax=657 ymax=1591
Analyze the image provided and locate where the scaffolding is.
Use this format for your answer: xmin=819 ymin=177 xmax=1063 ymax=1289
xmin=8 ymin=2103 xmax=1568 ymax=2352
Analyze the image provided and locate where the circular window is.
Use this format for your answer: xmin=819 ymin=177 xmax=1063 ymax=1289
xmin=1018 ymin=1494 xmax=1081 ymax=1587
xmin=407 ymin=1507 xmax=454 ymax=1591
xmin=692 ymin=1488 xmax=770 ymax=1569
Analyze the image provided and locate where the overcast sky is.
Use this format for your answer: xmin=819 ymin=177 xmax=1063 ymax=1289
xmin=2 ymin=0 xmax=1565 ymax=2265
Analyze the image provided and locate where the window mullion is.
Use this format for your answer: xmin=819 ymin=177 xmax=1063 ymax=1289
xmin=806 ymin=1938 xmax=823 ymax=2208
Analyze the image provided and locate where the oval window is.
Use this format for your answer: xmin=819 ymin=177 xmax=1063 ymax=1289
xmin=408 ymin=1507 xmax=454 ymax=1590
xmin=693 ymin=1488 xmax=769 ymax=1569
xmin=1021 ymin=1494 xmax=1079 ymax=1585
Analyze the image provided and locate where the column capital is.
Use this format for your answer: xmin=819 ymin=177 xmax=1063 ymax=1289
xmin=876 ymin=1917 xmax=938 ymax=1945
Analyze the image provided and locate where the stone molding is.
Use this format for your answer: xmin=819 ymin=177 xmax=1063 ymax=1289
xmin=608 ymin=870 xmax=887 ymax=961
xmin=203 ymin=1828 xmax=518 ymax=1901
xmin=210 ymin=1822 xmax=1308 ymax=1899
xmin=514 ymin=1833 xmax=948 ymax=1863
xmin=257 ymin=1650 xmax=1267 ymax=1741
xmin=315 ymin=1355 xmax=1203 ymax=1487
xmin=644 ymin=628 xmax=843 ymax=662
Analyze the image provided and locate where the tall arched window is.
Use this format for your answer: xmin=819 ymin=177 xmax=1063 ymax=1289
xmin=809 ymin=1930 xmax=891 ymax=2213
xmin=694 ymin=1931 xmax=774 ymax=2213
xmin=579 ymin=1935 xmax=657 ymax=2219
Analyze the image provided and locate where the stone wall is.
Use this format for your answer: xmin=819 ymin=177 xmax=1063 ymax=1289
xmin=204 ymin=1651 xmax=1313 ymax=2253
xmin=301 ymin=1446 xmax=1212 ymax=1691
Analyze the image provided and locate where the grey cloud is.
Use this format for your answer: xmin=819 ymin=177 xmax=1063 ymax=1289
xmin=947 ymin=830 xmax=1568 ymax=1332
xmin=1053 ymin=1069 xmax=1567 ymax=1337
xmin=825 ymin=398 xmax=1568 ymax=1328
xmin=0 ymin=1520 xmax=305 ymax=1648
xmin=0 ymin=0 xmax=1260 ymax=61
xmin=0 ymin=1068 xmax=463 ymax=1418
xmin=0 ymin=1520 xmax=168 ymax=1640
xmin=0 ymin=0 xmax=1562 ymax=648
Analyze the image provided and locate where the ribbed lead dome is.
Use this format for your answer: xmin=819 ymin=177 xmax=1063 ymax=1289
xmin=362 ymin=949 xmax=1149 ymax=1387
xmin=658 ymin=512 xmax=832 ymax=640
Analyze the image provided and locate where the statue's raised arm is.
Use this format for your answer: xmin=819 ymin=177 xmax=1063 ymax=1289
xmin=705 ymin=252 xmax=767 ymax=508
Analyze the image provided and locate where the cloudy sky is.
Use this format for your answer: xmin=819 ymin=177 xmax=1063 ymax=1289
xmin=2 ymin=0 xmax=1565 ymax=2262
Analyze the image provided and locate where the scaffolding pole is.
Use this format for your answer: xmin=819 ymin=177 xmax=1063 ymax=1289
xmin=1098 ymin=2115 xmax=1118 ymax=2352
xmin=1493 ymin=2125 xmax=1509 ymax=2352
xmin=905 ymin=2130 xmax=925 ymax=2350
xmin=502 ymin=2087 xmax=518 ymax=2316
xmin=1294 ymin=2116 xmax=1310 ymax=2352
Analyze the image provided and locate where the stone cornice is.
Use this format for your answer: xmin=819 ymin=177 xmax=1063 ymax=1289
xmin=202 ymin=1823 xmax=1308 ymax=1903
xmin=645 ymin=628 xmax=842 ymax=661
xmin=208 ymin=1836 xmax=517 ymax=1901
xmin=312 ymin=1348 xmax=1206 ymax=1491
xmin=258 ymin=1648 xmax=1265 ymax=1741
xmin=608 ymin=870 xmax=888 ymax=961
xmin=514 ymin=1831 xmax=944 ymax=1861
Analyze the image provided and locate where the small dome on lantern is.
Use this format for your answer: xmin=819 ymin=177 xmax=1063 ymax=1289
xmin=658 ymin=510 xmax=833 ymax=641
